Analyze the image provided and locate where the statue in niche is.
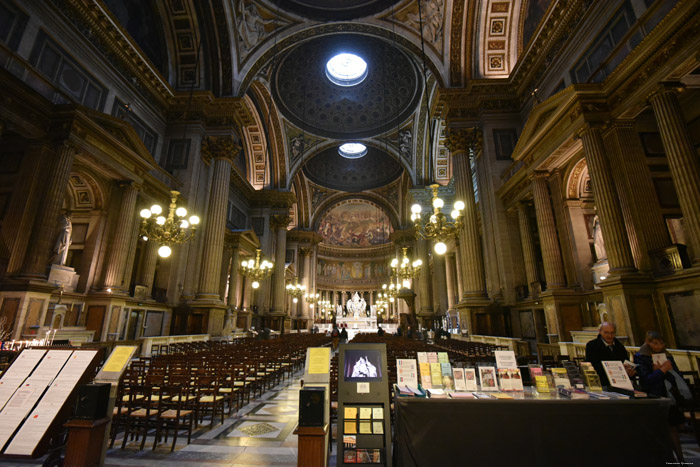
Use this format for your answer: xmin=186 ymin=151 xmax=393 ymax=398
xmin=53 ymin=213 xmax=72 ymax=266
xmin=290 ymin=134 xmax=305 ymax=161
xmin=591 ymin=215 xmax=607 ymax=262
xmin=399 ymin=130 xmax=412 ymax=159
xmin=406 ymin=0 xmax=444 ymax=46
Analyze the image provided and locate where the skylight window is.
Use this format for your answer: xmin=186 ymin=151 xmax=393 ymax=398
xmin=326 ymin=53 xmax=368 ymax=87
xmin=339 ymin=143 xmax=368 ymax=159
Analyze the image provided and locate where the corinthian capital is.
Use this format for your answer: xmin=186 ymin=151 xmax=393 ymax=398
xmin=201 ymin=135 xmax=241 ymax=163
xmin=270 ymin=215 xmax=292 ymax=230
xmin=445 ymin=127 xmax=482 ymax=154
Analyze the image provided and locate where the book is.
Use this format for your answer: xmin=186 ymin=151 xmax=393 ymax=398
xmin=369 ymin=449 xmax=382 ymax=463
xmin=417 ymin=352 xmax=428 ymax=363
xmin=558 ymin=387 xmax=589 ymax=399
xmin=419 ymin=362 xmax=432 ymax=389
xmin=344 ymin=421 xmax=357 ymax=434
xmin=372 ymin=407 xmax=383 ymax=419
xmin=602 ymin=360 xmax=634 ymax=391
xmin=464 ymin=368 xmax=478 ymax=391
xmin=430 ymin=363 xmax=444 ymax=388
xmin=491 ymin=393 xmax=514 ymax=399
xmin=478 ymin=366 xmax=499 ymax=391
xmin=494 ymin=350 xmax=517 ymax=369
xmin=528 ymin=365 xmax=543 ymax=383
xmin=551 ymin=368 xmax=571 ymax=388
xmin=580 ymin=361 xmax=594 ymax=371
xmin=359 ymin=421 xmax=372 ymax=434
xmin=343 ymin=434 xmax=356 ymax=448
xmin=372 ymin=421 xmax=383 ymax=434
xmin=497 ymin=368 xmax=513 ymax=391
xmin=427 ymin=352 xmax=438 ymax=363
xmin=440 ymin=363 xmax=454 ymax=390
xmin=396 ymin=359 xmax=419 ymax=387
xmin=586 ymin=391 xmax=610 ymax=399
xmin=359 ymin=407 xmax=372 ymax=419
xmin=509 ymin=368 xmax=524 ymax=391
xmin=453 ymin=368 xmax=467 ymax=391
xmin=583 ymin=369 xmax=602 ymax=392
xmin=562 ymin=360 xmax=585 ymax=387
xmin=426 ymin=388 xmax=447 ymax=398
xmin=343 ymin=449 xmax=357 ymax=464
xmin=437 ymin=352 xmax=449 ymax=364
xmin=357 ymin=449 xmax=371 ymax=463
xmin=396 ymin=384 xmax=414 ymax=396
xmin=534 ymin=375 xmax=550 ymax=393
xmin=472 ymin=392 xmax=493 ymax=399
xmin=344 ymin=406 xmax=357 ymax=419
xmin=448 ymin=390 xmax=474 ymax=398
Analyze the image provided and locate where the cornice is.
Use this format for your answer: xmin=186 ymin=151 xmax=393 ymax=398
xmin=286 ymin=230 xmax=323 ymax=245
xmin=48 ymin=0 xmax=173 ymax=111
xmin=251 ymin=190 xmax=297 ymax=209
xmin=167 ymin=92 xmax=255 ymax=128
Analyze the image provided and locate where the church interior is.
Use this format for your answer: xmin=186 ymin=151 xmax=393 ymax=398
xmin=0 ymin=0 xmax=699 ymax=464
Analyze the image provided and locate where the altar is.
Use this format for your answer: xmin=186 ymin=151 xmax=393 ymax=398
xmin=336 ymin=317 xmax=378 ymax=329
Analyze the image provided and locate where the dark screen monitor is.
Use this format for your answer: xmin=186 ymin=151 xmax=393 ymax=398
xmin=343 ymin=349 xmax=383 ymax=382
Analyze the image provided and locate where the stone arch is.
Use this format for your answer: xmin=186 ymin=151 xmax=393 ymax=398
xmin=65 ymin=169 xmax=106 ymax=211
xmin=312 ymin=195 xmax=400 ymax=234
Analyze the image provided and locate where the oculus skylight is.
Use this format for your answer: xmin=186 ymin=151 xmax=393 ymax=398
xmin=338 ymin=142 xmax=368 ymax=159
xmin=326 ymin=53 xmax=368 ymax=86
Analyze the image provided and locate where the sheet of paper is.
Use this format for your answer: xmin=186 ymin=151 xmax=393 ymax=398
xmin=0 ymin=350 xmax=46 ymax=410
xmin=307 ymin=347 xmax=330 ymax=374
xmin=101 ymin=346 xmax=137 ymax=373
xmin=494 ymin=350 xmax=518 ymax=369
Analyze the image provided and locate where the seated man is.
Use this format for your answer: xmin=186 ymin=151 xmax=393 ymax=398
xmin=585 ymin=321 xmax=635 ymax=387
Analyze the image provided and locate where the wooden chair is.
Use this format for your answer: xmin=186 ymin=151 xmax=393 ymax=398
xmin=121 ymin=384 xmax=159 ymax=450
xmin=195 ymin=373 xmax=225 ymax=427
xmin=153 ymin=385 xmax=194 ymax=451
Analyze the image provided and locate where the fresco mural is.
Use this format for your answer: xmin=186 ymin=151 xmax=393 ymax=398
xmin=318 ymin=202 xmax=393 ymax=246
xmin=317 ymin=259 xmax=391 ymax=282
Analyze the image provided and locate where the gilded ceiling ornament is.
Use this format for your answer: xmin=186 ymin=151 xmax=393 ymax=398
xmin=201 ymin=136 xmax=240 ymax=163
xmin=270 ymin=214 xmax=292 ymax=229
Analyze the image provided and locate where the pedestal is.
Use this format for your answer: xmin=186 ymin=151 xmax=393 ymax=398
xmin=294 ymin=424 xmax=328 ymax=467
xmin=64 ymin=417 xmax=110 ymax=466
xmin=47 ymin=264 xmax=79 ymax=292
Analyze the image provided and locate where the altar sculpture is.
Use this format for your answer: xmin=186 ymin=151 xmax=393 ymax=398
xmin=346 ymin=292 xmax=367 ymax=318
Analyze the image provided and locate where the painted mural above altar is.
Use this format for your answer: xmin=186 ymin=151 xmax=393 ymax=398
xmin=317 ymin=200 xmax=393 ymax=247
xmin=317 ymin=258 xmax=390 ymax=285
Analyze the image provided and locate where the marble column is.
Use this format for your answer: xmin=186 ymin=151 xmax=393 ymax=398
xmin=197 ymin=136 xmax=238 ymax=299
xmin=227 ymin=248 xmax=240 ymax=307
xmin=219 ymin=247 xmax=232 ymax=302
xmin=445 ymin=253 xmax=456 ymax=311
xmin=578 ymin=126 xmax=636 ymax=273
xmin=517 ymin=202 xmax=539 ymax=292
xmin=434 ymin=251 xmax=449 ymax=314
xmin=270 ymin=215 xmax=290 ymax=313
xmin=103 ymin=182 xmax=139 ymax=290
xmin=454 ymin=242 xmax=464 ymax=300
xmin=445 ymin=128 xmax=486 ymax=298
xmin=649 ymin=84 xmax=700 ymax=261
xmin=20 ymin=142 xmax=77 ymax=278
xmin=531 ymin=172 xmax=567 ymax=288
xmin=300 ymin=247 xmax=312 ymax=319
xmin=137 ymin=240 xmax=159 ymax=297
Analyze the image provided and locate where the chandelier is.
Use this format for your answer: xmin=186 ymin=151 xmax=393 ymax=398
xmin=381 ymin=282 xmax=398 ymax=303
xmin=139 ymin=190 xmax=200 ymax=258
xmin=391 ymin=247 xmax=422 ymax=288
xmin=286 ymin=279 xmax=306 ymax=303
xmin=411 ymin=184 xmax=464 ymax=255
xmin=305 ymin=292 xmax=320 ymax=310
xmin=239 ymin=249 xmax=274 ymax=289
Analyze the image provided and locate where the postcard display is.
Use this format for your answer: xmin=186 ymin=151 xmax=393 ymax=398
xmin=337 ymin=343 xmax=392 ymax=465
xmin=0 ymin=348 xmax=100 ymax=459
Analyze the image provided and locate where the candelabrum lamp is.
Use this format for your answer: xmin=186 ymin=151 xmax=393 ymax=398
xmin=239 ymin=249 xmax=274 ymax=289
xmin=139 ymin=191 xmax=200 ymax=257
xmin=305 ymin=292 xmax=320 ymax=304
xmin=286 ymin=280 xmax=306 ymax=303
xmin=390 ymin=247 xmax=422 ymax=288
xmin=410 ymin=184 xmax=464 ymax=254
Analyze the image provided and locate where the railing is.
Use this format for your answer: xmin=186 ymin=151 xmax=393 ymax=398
xmin=456 ymin=335 xmax=531 ymax=356
xmin=140 ymin=334 xmax=210 ymax=357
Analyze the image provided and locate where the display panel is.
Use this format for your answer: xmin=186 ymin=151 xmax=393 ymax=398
xmin=343 ymin=349 xmax=383 ymax=382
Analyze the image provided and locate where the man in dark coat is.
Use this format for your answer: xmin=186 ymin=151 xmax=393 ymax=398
xmin=585 ymin=322 xmax=635 ymax=387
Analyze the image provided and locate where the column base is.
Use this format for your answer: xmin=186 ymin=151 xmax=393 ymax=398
xmin=598 ymin=272 xmax=658 ymax=346
xmin=184 ymin=303 xmax=228 ymax=337
xmin=455 ymin=298 xmax=492 ymax=335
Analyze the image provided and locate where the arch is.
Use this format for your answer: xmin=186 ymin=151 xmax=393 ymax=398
xmin=65 ymin=169 xmax=107 ymax=211
xmin=312 ymin=194 xmax=400 ymax=233
xmin=314 ymin=197 xmax=397 ymax=248
xmin=565 ymin=157 xmax=592 ymax=200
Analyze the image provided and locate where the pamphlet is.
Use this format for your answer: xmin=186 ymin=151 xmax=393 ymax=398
xmin=464 ymin=368 xmax=478 ymax=391
xmin=453 ymin=368 xmax=467 ymax=391
xmin=419 ymin=362 xmax=432 ymax=389
xmin=478 ymin=366 xmax=499 ymax=391
xmin=344 ymin=421 xmax=357 ymax=434
xmin=396 ymin=359 xmax=419 ymax=388
xmin=497 ymin=368 xmax=513 ymax=391
xmin=372 ymin=407 xmax=383 ymax=419
xmin=427 ymin=352 xmax=438 ymax=364
xmin=551 ymin=368 xmax=571 ymax=388
xmin=359 ymin=421 xmax=372 ymax=434
xmin=494 ymin=350 xmax=517 ymax=369
xmin=430 ymin=363 xmax=443 ymax=388
xmin=583 ymin=369 xmax=602 ymax=392
xmin=509 ymin=368 xmax=524 ymax=391
xmin=602 ymin=360 xmax=634 ymax=391
xmin=534 ymin=375 xmax=550 ymax=393
xmin=440 ymin=363 xmax=454 ymax=390
xmin=652 ymin=353 xmax=668 ymax=366
xmin=437 ymin=352 xmax=449 ymax=364
xmin=417 ymin=352 xmax=428 ymax=363
xmin=359 ymin=407 xmax=372 ymax=419
xmin=344 ymin=406 xmax=357 ymax=419
xmin=372 ymin=421 xmax=383 ymax=434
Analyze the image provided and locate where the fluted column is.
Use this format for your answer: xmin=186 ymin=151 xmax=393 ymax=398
xmin=137 ymin=240 xmax=159 ymax=297
xmin=446 ymin=128 xmax=486 ymax=298
xmin=103 ymin=182 xmax=139 ymax=290
xmin=649 ymin=84 xmax=700 ymax=261
xmin=227 ymin=248 xmax=240 ymax=307
xmin=219 ymin=247 xmax=232 ymax=301
xmin=270 ymin=215 xmax=291 ymax=313
xmin=578 ymin=126 xmax=636 ymax=273
xmin=531 ymin=173 xmax=567 ymax=288
xmin=20 ymin=142 xmax=77 ymax=278
xmin=445 ymin=253 xmax=456 ymax=311
xmin=517 ymin=202 xmax=539 ymax=291
xmin=454 ymin=242 xmax=464 ymax=299
xmin=417 ymin=238 xmax=433 ymax=313
xmin=197 ymin=136 xmax=239 ymax=299
xmin=300 ymin=247 xmax=312 ymax=319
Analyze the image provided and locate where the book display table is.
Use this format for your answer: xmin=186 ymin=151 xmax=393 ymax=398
xmin=393 ymin=391 xmax=672 ymax=467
